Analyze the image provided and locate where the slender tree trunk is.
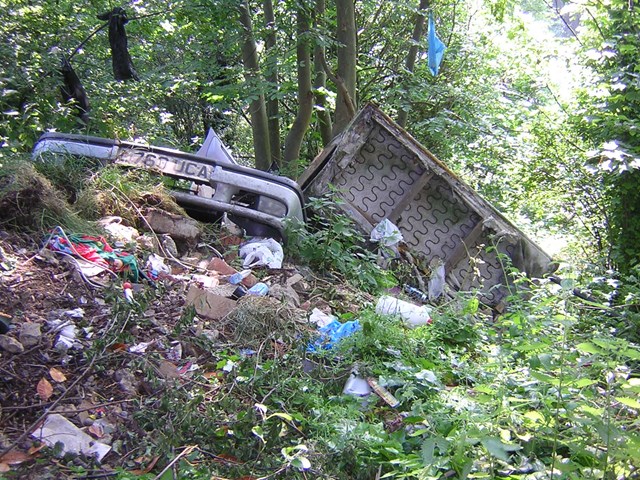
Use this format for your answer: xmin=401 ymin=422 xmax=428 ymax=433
xmin=397 ymin=0 xmax=429 ymax=128
xmin=333 ymin=0 xmax=357 ymax=136
xmin=283 ymin=5 xmax=313 ymax=170
xmin=263 ymin=0 xmax=281 ymax=167
xmin=238 ymin=0 xmax=271 ymax=170
xmin=314 ymin=0 xmax=333 ymax=145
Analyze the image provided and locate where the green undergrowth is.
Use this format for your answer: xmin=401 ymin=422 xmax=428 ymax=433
xmin=4 ymin=153 xmax=640 ymax=479
xmin=64 ymin=276 xmax=639 ymax=480
xmin=285 ymin=194 xmax=397 ymax=294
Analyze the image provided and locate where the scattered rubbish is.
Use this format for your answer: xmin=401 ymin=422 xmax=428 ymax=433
xmin=376 ymin=295 xmax=432 ymax=328
xmin=308 ymin=318 xmax=361 ymax=352
xmin=166 ymin=342 xmax=182 ymax=362
xmin=192 ymin=274 xmax=220 ymax=289
xmin=146 ymin=254 xmax=171 ymax=279
xmin=34 ymin=132 xmax=306 ymax=240
xmin=240 ymin=238 xmax=284 ymax=269
xmin=228 ymin=269 xmax=252 ymax=285
xmin=0 ymin=312 xmax=12 ymax=334
xmin=207 ymin=257 xmax=257 ymax=288
xmin=343 ymin=370 xmax=372 ymax=397
xmin=46 ymin=227 xmax=141 ymax=281
xmin=62 ymin=308 xmax=85 ymax=319
xmin=55 ymin=324 xmax=79 ymax=351
xmin=0 ymin=335 xmax=24 ymax=354
xmin=230 ymin=285 xmax=248 ymax=300
xmin=428 ymin=258 xmax=446 ymax=301
xmin=129 ymin=340 xmax=155 ymax=354
xmin=98 ymin=216 xmax=139 ymax=245
xmin=32 ymin=414 xmax=111 ymax=462
xmin=370 ymin=219 xmax=403 ymax=247
xmin=142 ymin=209 xmax=201 ymax=254
xmin=403 ymin=285 xmax=428 ymax=303
xmin=246 ymin=282 xmax=269 ymax=296
xmin=196 ymin=127 xmax=238 ymax=165
xmin=308 ymin=308 xmax=337 ymax=328
xmin=122 ymin=282 xmax=134 ymax=302
xmin=367 ymin=378 xmax=400 ymax=407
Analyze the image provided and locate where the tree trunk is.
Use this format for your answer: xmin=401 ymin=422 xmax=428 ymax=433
xmin=283 ymin=5 xmax=313 ymax=170
xmin=333 ymin=0 xmax=357 ymax=136
xmin=263 ymin=0 xmax=281 ymax=167
xmin=238 ymin=0 xmax=271 ymax=171
xmin=397 ymin=0 xmax=430 ymax=128
xmin=314 ymin=0 xmax=333 ymax=145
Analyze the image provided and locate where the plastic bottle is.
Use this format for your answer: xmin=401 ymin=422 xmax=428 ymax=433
xmin=123 ymin=282 xmax=134 ymax=302
xmin=375 ymin=295 xmax=432 ymax=328
xmin=227 ymin=269 xmax=252 ymax=285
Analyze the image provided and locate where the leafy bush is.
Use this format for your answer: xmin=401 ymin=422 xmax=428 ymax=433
xmin=285 ymin=194 xmax=396 ymax=294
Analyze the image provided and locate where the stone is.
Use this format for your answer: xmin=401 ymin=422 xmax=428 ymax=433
xmin=185 ymin=284 xmax=237 ymax=320
xmin=0 ymin=334 xmax=24 ymax=354
xmin=19 ymin=322 xmax=41 ymax=348
xmin=269 ymin=284 xmax=301 ymax=307
xmin=143 ymin=208 xmax=201 ymax=253
xmin=114 ymin=369 xmax=138 ymax=395
xmin=206 ymin=257 xmax=258 ymax=288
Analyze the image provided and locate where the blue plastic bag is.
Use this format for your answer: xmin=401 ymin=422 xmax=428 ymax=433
xmin=428 ymin=12 xmax=446 ymax=76
xmin=307 ymin=319 xmax=361 ymax=352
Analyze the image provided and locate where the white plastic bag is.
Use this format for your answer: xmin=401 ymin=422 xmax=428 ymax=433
xmin=370 ymin=219 xmax=403 ymax=247
xmin=376 ymin=295 xmax=432 ymax=328
xmin=428 ymin=262 xmax=446 ymax=301
xmin=240 ymin=238 xmax=284 ymax=269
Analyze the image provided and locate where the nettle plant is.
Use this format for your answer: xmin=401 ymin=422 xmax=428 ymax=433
xmin=285 ymin=193 xmax=396 ymax=294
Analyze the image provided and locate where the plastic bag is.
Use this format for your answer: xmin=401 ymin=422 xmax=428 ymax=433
xmin=240 ymin=238 xmax=284 ymax=269
xmin=370 ymin=219 xmax=403 ymax=247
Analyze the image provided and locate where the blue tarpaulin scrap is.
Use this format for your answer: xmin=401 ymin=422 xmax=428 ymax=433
xmin=307 ymin=319 xmax=361 ymax=352
xmin=428 ymin=11 xmax=446 ymax=76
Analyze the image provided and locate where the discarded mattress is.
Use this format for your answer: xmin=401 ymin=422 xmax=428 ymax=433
xmin=298 ymin=104 xmax=556 ymax=307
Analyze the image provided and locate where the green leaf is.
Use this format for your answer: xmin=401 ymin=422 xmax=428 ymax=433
xmin=531 ymin=371 xmax=560 ymax=386
xmin=573 ymin=378 xmax=597 ymax=388
xmin=481 ymin=437 xmax=520 ymax=462
xmin=251 ymin=425 xmax=265 ymax=443
xmin=421 ymin=438 xmax=435 ymax=465
xmin=616 ymin=396 xmax=640 ymax=409
xmin=576 ymin=342 xmax=603 ymax=355
xmin=291 ymin=456 xmax=311 ymax=470
xmin=266 ymin=412 xmax=293 ymax=422
xmin=523 ymin=410 xmax=545 ymax=424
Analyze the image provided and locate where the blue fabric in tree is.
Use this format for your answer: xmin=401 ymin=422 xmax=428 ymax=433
xmin=428 ymin=12 xmax=446 ymax=76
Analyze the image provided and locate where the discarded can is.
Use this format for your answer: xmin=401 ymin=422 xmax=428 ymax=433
xmin=246 ymin=282 xmax=269 ymax=296
xmin=230 ymin=285 xmax=248 ymax=300
xmin=376 ymin=295 xmax=432 ymax=328
xmin=403 ymin=285 xmax=428 ymax=303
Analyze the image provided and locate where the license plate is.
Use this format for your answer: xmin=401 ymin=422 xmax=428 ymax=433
xmin=116 ymin=149 xmax=213 ymax=183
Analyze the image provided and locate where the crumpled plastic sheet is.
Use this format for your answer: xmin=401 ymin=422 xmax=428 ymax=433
xmin=307 ymin=319 xmax=361 ymax=352
xmin=240 ymin=238 xmax=284 ymax=269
